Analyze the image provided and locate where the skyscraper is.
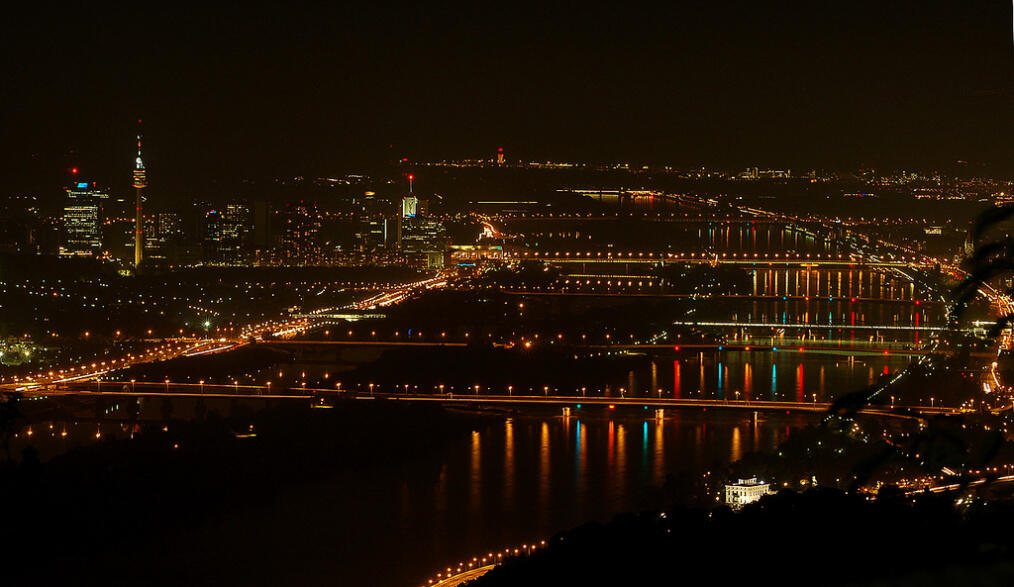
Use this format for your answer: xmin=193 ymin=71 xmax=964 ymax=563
xmin=60 ymin=182 xmax=109 ymax=256
xmin=132 ymin=122 xmax=147 ymax=271
xmin=202 ymin=208 xmax=223 ymax=263
xmin=144 ymin=211 xmax=185 ymax=261
xmin=281 ymin=201 xmax=322 ymax=265
xmin=220 ymin=202 xmax=252 ymax=264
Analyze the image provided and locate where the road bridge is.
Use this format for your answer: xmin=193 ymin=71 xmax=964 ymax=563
xmin=258 ymin=339 xmax=939 ymax=357
xmin=361 ymin=392 xmax=961 ymax=417
xmin=501 ymin=217 xmax=790 ymax=226
xmin=520 ymin=256 xmax=933 ymax=269
xmin=501 ymin=290 xmax=941 ymax=305
xmin=20 ymin=382 xmax=965 ymax=418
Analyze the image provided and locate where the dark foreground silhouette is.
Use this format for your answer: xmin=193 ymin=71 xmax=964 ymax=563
xmin=474 ymin=488 xmax=1014 ymax=587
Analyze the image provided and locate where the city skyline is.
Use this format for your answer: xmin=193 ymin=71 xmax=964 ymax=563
xmin=7 ymin=3 xmax=1014 ymax=586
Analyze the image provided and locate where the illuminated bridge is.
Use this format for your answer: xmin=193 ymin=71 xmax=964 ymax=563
xmin=255 ymin=339 xmax=946 ymax=357
xmin=501 ymin=290 xmax=942 ymax=305
xmin=18 ymin=382 xmax=963 ymax=418
xmin=514 ymin=255 xmax=934 ymax=269
xmin=670 ymin=320 xmax=959 ymax=332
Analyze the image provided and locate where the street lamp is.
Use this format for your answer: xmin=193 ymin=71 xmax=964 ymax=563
xmin=507 ymin=385 xmax=513 ymax=396
xmin=199 ymin=380 xmax=205 ymax=394
xmin=130 ymin=379 xmax=136 ymax=393
xmin=164 ymin=378 xmax=170 ymax=393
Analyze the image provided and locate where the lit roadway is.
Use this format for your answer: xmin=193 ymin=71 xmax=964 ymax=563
xmin=429 ymin=565 xmax=495 ymax=586
xmin=356 ymin=391 xmax=962 ymax=417
xmin=262 ymin=339 xmax=948 ymax=357
xmin=502 ymin=290 xmax=941 ymax=305
xmin=521 ymin=254 xmax=933 ymax=269
xmin=0 ymin=274 xmax=451 ymax=393
xmin=30 ymin=382 xmax=964 ymax=418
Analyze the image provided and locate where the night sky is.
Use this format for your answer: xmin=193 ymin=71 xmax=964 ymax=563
xmin=2 ymin=1 xmax=1013 ymax=198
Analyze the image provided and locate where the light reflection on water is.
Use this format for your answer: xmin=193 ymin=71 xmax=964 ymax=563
xmin=18 ymin=401 xmax=813 ymax=587
xmin=668 ymin=350 xmax=910 ymax=403
xmin=448 ymin=409 xmax=806 ymax=544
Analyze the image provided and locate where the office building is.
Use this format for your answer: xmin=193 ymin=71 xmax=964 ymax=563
xmin=281 ymin=201 xmax=322 ymax=265
xmin=60 ymin=182 xmax=109 ymax=256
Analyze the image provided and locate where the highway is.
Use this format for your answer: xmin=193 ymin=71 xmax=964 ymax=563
xmin=429 ymin=565 xmax=495 ymax=586
xmin=260 ymin=339 xmax=943 ymax=357
xmin=502 ymin=290 xmax=940 ymax=305
xmin=358 ymin=392 xmax=963 ymax=417
xmin=24 ymin=381 xmax=964 ymax=418
xmin=534 ymin=257 xmax=931 ymax=268
xmin=1 ymin=273 xmax=450 ymax=393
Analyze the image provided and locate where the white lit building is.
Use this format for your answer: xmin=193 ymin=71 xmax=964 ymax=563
xmin=724 ymin=477 xmax=771 ymax=509
xmin=402 ymin=195 xmax=418 ymax=218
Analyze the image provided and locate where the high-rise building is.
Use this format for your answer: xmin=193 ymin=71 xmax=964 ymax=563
xmin=497 ymin=147 xmax=505 ymax=165
xmin=401 ymin=216 xmax=449 ymax=268
xmin=202 ymin=209 xmax=224 ymax=263
xmin=362 ymin=216 xmax=388 ymax=250
xmin=281 ymin=201 xmax=322 ymax=265
xmin=144 ymin=211 xmax=185 ymax=260
xmin=60 ymin=182 xmax=109 ymax=256
xmin=201 ymin=204 xmax=250 ymax=265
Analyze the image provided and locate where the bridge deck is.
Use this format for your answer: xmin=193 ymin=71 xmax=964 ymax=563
xmin=17 ymin=383 xmax=963 ymax=418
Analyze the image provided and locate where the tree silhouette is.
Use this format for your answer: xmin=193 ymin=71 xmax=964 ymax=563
xmin=952 ymin=203 xmax=1014 ymax=333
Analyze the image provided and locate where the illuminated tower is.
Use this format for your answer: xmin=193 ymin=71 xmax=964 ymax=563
xmin=132 ymin=121 xmax=147 ymax=271
xmin=497 ymin=147 xmax=505 ymax=165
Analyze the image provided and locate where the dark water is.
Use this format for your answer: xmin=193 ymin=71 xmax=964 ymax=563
xmin=16 ymin=403 xmax=811 ymax=586
xmin=148 ymin=409 xmax=805 ymax=587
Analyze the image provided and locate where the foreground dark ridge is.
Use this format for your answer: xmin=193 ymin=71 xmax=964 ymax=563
xmin=472 ymin=488 xmax=1014 ymax=587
